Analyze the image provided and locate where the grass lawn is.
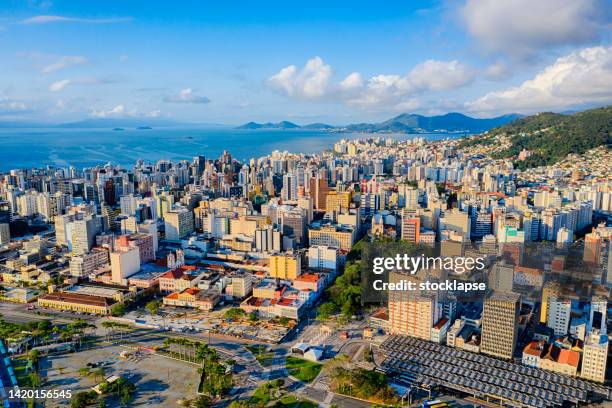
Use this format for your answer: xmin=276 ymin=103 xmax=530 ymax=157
xmin=12 ymin=358 xmax=33 ymax=387
xmin=273 ymin=395 xmax=318 ymax=407
xmin=285 ymin=356 xmax=322 ymax=383
xmin=246 ymin=345 xmax=274 ymax=367
xmin=250 ymin=385 xmax=317 ymax=408
xmin=249 ymin=383 xmax=275 ymax=405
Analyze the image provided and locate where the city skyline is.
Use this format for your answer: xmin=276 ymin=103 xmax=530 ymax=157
xmin=1 ymin=0 xmax=612 ymax=124
xmin=0 ymin=3 xmax=611 ymax=408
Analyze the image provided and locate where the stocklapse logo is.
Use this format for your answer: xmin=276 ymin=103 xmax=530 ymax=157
xmin=361 ymin=241 xmax=488 ymax=303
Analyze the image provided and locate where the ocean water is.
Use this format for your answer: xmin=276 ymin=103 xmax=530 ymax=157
xmin=0 ymin=127 xmax=463 ymax=171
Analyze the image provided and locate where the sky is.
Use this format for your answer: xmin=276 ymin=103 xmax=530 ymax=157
xmin=0 ymin=0 xmax=611 ymax=125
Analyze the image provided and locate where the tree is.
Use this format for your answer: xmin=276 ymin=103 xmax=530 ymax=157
xmin=98 ymin=400 xmax=107 ymax=408
xmin=248 ymin=311 xmax=258 ymax=322
xmin=92 ymin=367 xmax=106 ymax=382
xmin=191 ymin=395 xmax=211 ymax=408
xmin=146 ymin=299 xmax=161 ymax=315
xmin=110 ymin=303 xmax=127 ymax=317
xmin=71 ymin=391 xmax=96 ymax=408
xmin=119 ymin=386 xmax=132 ymax=407
xmin=228 ymin=402 xmax=249 ymax=408
xmin=223 ymin=308 xmax=246 ymax=321
xmin=28 ymin=349 xmax=41 ymax=366
xmin=78 ymin=367 xmax=91 ymax=377
xmin=37 ymin=320 xmax=52 ymax=332
xmin=316 ymin=302 xmax=337 ymax=321
xmin=28 ymin=372 xmax=42 ymax=388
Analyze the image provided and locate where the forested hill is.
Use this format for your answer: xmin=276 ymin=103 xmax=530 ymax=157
xmin=459 ymin=106 xmax=612 ymax=169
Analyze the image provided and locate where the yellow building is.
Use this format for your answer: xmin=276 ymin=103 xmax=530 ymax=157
xmin=388 ymin=271 xmax=439 ymax=340
xmin=581 ymin=330 xmax=609 ymax=383
xmin=220 ymin=236 xmax=253 ymax=252
xmin=308 ymin=225 xmax=355 ymax=251
xmin=269 ymin=252 xmax=302 ymax=280
xmin=325 ymin=191 xmax=351 ymax=213
xmin=163 ymin=288 xmax=219 ymax=311
xmin=540 ymin=281 xmax=561 ymax=324
xmin=37 ymin=292 xmax=111 ymax=315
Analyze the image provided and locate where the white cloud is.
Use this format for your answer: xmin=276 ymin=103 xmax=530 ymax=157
xmin=163 ymin=88 xmax=210 ymax=104
xmin=19 ymin=15 xmax=132 ymax=24
xmin=484 ymin=60 xmax=511 ymax=80
xmin=90 ymin=105 xmax=161 ymax=118
xmin=339 ymin=72 xmax=363 ymax=92
xmin=467 ymin=46 xmax=612 ymax=114
xmin=49 ymin=79 xmax=71 ymax=92
xmin=405 ymin=60 xmax=475 ymax=92
xmin=48 ymin=76 xmax=123 ymax=92
xmin=267 ymin=56 xmax=332 ymax=98
xmin=462 ymin=0 xmax=607 ymax=59
xmin=90 ymin=104 xmax=125 ymax=118
xmin=0 ymin=97 xmax=27 ymax=112
xmin=42 ymin=55 xmax=87 ymax=73
xmin=268 ymin=57 xmax=474 ymax=110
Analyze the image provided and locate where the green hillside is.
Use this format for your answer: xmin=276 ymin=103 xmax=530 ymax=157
xmin=460 ymin=106 xmax=612 ymax=170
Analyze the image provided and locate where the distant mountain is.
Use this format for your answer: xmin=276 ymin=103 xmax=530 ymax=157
xmin=237 ymin=121 xmax=300 ymax=130
xmin=236 ymin=113 xmax=520 ymax=133
xmin=301 ymin=123 xmax=335 ymax=129
xmin=344 ymin=112 xmax=522 ymax=133
xmin=460 ymin=106 xmax=612 ymax=169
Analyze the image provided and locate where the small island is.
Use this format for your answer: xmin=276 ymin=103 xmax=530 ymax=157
xmin=112 ymin=127 xmax=124 ymax=131
xmin=137 ymin=126 xmax=153 ymax=130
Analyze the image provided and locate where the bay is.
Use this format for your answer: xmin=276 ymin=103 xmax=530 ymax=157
xmin=0 ymin=127 xmax=463 ymax=171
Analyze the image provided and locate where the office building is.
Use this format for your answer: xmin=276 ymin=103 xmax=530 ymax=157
xmin=480 ymin=291 xmax=521 ymax=360
xmin=164 ymin=207 xmax=194 ymax=241
xmin=269 ymin=252 xmax=302 ymax=280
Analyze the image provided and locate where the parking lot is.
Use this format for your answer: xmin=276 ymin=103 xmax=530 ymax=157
xmin=40 ymin=342 xmax=200 ymax=407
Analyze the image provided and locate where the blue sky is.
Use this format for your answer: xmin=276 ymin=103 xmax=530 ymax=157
xmin=1 ymin=0 xmax=611 ymax=124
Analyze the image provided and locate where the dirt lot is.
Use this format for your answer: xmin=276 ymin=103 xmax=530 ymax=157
xmin=40 ymin=342 xmax=200 ymax=407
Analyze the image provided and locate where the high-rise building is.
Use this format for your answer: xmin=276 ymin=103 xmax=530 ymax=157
xmin=325 ymin=191 xmax=351 ymax=213
xmin=120 ymin=194 xmax=139 ymax=215
xmin=164 ymin=207 xmax=194 ymax=241
xmin=55 ymin=213 xmax=75 ymax=247
xmin=388 ymin=271 xmax=441 ymax=341
xmin=138 ymin=220 xmax=159 ymax=253
xmin=439 ymin=209 xmax=471 ymax=240
xmin=71 ymin=215 xmax=97 ymax=255
xmin=488 ymin=263 xmax=514 ymax=292
xmin=400 ymin=208 xmax=420 ymax=243
xmin=309 ymin=176 xmax=331 ymax=210
xmin=546 ymin=297 xmax=572 ymax=336
xmin=281 ymin=211 xmax=306 ymax=245
xmin=255 ymin=226 xmax=282 ymax=253
xmin=398 ymin=185 xmax=419 ymax=209
xmin=580 ymin=330 xmax=609 ymax=383
xmin=0 ymin=223 xmax=10 ymax=246
xmin=583 ymin=230 xmax=602 ymax=266
xmin=297 ymin=196 xmax=313 ymax=223
xmin=307 ymin=245 xmax=338 ymax=271
xmin=269 ymin=252 xmax=301 ymax=280
xmin=120 ymin=215 xmax=138 ymax=234
xmin=281 ymin=173 xmax=298 ymax=201
xmin=110 ymin=246 xmax=140 ymax=285
xmin=70 ymin=248 xmax=109 ymax=277
xmin=480 ymin=291 xmax=521 ymax=360
xmin=540 ymin=280 xmax=562 ymax=324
